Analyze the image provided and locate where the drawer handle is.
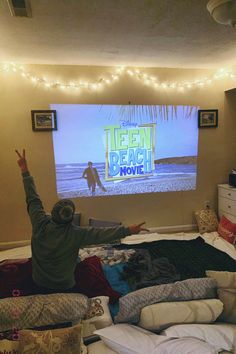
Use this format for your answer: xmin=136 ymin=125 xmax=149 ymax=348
xmin=228 ymin=205 xmax=231 ymax=208
xmin=228 ymin=193 xmax=231 ymax=196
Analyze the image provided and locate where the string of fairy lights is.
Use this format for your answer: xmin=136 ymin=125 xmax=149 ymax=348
xmin=1 ymin=62 xmax=235 ymax=93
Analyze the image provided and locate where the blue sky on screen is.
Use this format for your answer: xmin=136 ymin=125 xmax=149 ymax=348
xmin=51 ymin=104 xmax=199 ymax=164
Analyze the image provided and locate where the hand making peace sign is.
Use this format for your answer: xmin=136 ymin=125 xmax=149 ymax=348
xmin=15 ymin=149 xmax=28 ymax=173
xmin=129 ymin=222 xmax=149 ymax=235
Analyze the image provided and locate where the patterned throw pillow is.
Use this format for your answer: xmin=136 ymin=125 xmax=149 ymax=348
xmin=194 ymin=209 xmax=218 ymax=234
xmin=0 ymin=293 xmax=90 ymax=332
xmin=19 ymin=323 xmax=83 ymax=354
xmin=218 ymin=215 xmax=236 ymax=244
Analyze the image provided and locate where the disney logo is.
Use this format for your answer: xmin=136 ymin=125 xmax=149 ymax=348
xmin=120 ymin=121 xmax=138 ymax=128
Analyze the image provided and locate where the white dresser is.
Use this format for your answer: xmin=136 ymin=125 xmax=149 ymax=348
xmin=218 ymin=184 xmax=236 ymax=223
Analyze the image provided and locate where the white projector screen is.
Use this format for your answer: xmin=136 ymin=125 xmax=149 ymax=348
xmin=51 ymin=104 xmax=199 ymax=198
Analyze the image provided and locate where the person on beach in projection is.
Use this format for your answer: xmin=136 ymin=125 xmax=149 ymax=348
xmin=82 ymin=161 xmax=106 ymax=196
xmin=16 ymin=149 xmax=148 ymax=294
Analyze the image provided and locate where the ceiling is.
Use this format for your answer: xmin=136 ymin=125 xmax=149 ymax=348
xmin=0 ymin=0 xmax=236 ymax=69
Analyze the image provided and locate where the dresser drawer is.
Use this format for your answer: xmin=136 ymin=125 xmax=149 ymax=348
xmin=218 ymin=211 xmax=236 ymax=223
xmin=218 ymin=186 xmax=236 ymax=201
xmin=218 ymin=197 xmax=236 ymax=216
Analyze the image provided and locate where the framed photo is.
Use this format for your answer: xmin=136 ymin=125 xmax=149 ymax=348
xmin=31 ymin=110 xmax=57 ymax=131
xmin=198 ymin=109 xmax=218 ymax=128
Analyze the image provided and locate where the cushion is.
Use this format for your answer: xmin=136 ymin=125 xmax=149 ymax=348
xmin=218 ymin=215 xmax=236 ymax=244
xmin=0 ymin=293 xmax=89 ymax=332
xmin=195 ymin=209 xmax=218 ymax=234
xmin=94 ymin=324 xmax=170 ymax=354
xmin=0 ymin=339 xmax=19 ymax=353
xmin=19 ymin=323 xmax=83 ymax=354
xmin=206 ymin=271 xmax=236 ymax=324
xmin=88 ymin=218 xmax=121 ymax=228
xmin=94 ymin=324 xmax=217 ymax=354
xmin=83 ymin=296 xmax=113 ymax=337
xmin=115 ymin=278 xmax=217 ymax=324
xmin=138 ymin=299 xmax=223 ymax=330
xmin=217 ymin=288 xmax=236 ymax=323
xmin=75 ymin=256 xmax=121 ymax=304
xmin=206 ymin=270 xmax=236 ymax=289
xmin=87 ymin=340 xmax=118 ymax=354
xmin=162 ymin=323 xmax=235 ymax=352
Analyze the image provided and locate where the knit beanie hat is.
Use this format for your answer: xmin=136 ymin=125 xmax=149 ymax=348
xmin=51 ymin=199 xmax=75 ymax=224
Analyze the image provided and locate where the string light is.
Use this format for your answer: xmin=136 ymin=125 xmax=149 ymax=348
xmin=0 ymin=62 xmax=235 ymax=94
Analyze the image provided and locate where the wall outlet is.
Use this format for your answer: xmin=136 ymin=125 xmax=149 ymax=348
xmin=204 ymin=200 xmax=211 ymax=209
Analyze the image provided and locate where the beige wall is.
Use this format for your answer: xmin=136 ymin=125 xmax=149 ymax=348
xmin=0 ymin=64 xmax=235 ymax=242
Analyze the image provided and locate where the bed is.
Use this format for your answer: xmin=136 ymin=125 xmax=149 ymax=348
xmin=0 ymin=230 xmax=236 ymax=353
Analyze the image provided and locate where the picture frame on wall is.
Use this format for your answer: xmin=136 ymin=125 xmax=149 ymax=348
xmin=31 ymin=110 xmax=57 ymax=131
xmin=198 ymin=109 xmax=218 ymax=128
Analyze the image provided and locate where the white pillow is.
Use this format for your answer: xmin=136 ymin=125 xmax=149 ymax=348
xmin=87 ymin=340 xmax=118 ymax=354
xmin=95 ymin=324 xmax=169 ymax=354
xmin=94 ymin=324 xmax=217 ymax=354
xmin=138 ymin=299 xmax=223 ymax=330
xmin=162 ymin=323 xmax=235 ymax=352
xmin=154 ymin=337 xmax=217 ymax=354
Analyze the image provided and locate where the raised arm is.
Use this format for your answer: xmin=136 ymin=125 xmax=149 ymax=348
xmin=15 ymin=149 xmax=48 ymax=229
xmin=77 ymin=222 xmax=149 ymax=247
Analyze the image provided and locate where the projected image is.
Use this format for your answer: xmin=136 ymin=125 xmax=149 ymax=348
xmin=51 ymin=104 xmax=199 ymax=198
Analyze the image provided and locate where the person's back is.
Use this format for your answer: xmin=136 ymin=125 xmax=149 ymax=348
xmin=31 ymin=220 xmax=80 ymax=290
xmin=16 ymin=149 xmax=148 ymax=293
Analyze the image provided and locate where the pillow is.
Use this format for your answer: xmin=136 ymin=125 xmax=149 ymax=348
xmin=94 ymin=324 xmax=170 ymax=354
xmin=115 ymin=278 xmax=217 ymax=324
xmin=206 ymin=271 xmax=236 ymax=324
xmin=138 ymin=299 xmax=223 ymax=331
xmin=217 ymin=288 xmax=236 ymax=323
xmin=162 ymin=323 xmax=235 ymax=352
xmin=152 ymin=337 xmax=217 ymax=354
xmin=218 ymin=215 xmax=236 ymax=244
xmin=75 ymin=256 xmax=121 ymax=304
xmin=0 ymin=293 xmax=89 ymax=332
xmin=195 ymin=209 xmax=218 ymax=234
xmin=94 ymin=324 xmax=217 ymax=354
xmin=206 ymin=270 xmax=236 ymax=289
xmin=0 ymin=339 xmax=19 ymax=353
xmin=83 ymin=296 xmax=113 ymax=331
xmin=88 ymin=218 xmax=121 ymax=228
xmin=19 ymin=323 xmax=82 ymax=354
xmin=86 ymin=340 xmax=118 ymax=354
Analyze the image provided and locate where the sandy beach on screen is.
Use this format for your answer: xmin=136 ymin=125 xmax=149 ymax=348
xmin=59 ymin=175 xmax=196 ymax=198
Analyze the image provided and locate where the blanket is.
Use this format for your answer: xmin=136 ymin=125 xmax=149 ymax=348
xmin=121 ymin=249 xmax=180 ymax=290
xmin=118 ymin=237 xmax=236 ymax=282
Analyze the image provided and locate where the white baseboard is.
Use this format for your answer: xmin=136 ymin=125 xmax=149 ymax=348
xmin=0 ymin=240 xmax=30 ymax=251
xmin=148 ymin=224 xmax=198 ymax=233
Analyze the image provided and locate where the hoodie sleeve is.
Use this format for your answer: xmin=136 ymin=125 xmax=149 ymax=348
xmin=22 ymin=171 xmax=48 ymax=231
xmin=74 ymin=225 xmax=131 ymax=247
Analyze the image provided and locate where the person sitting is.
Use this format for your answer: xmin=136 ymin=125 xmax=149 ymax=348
xmin=15 ymin=149 xmax=148 ymax=294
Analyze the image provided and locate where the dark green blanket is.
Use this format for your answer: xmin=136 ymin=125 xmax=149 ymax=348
xmin=117 ymin=237 xmax=236 ymax=289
